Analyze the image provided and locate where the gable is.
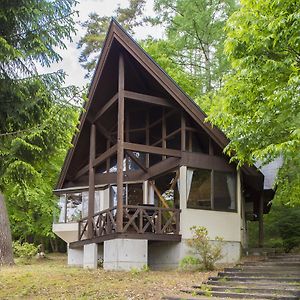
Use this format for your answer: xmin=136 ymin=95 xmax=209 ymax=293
xmin=56 ymin=19 xmax=262 ymax=190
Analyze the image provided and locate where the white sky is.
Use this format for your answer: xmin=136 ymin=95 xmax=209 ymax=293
xmin=37 ymin=0 xmax=162 ymax=87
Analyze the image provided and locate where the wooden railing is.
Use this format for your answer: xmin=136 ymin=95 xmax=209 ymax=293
xmin=78 ymin=205 xmax=180 ymax=241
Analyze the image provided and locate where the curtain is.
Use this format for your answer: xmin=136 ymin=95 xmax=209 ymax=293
xmin=226 ymin=174 xmax=236 ymax=209
xmin=186 ymin=169 xmax=194 ymax=200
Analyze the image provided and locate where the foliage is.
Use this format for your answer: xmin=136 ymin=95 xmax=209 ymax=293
xmin=77 ymin=0 xmax=146 ymax=76
xmin=0 ymin=0 xmax=80 ymax=248
xmin=208 ymin=0 xmax=300 ymax=205
xmin=179 ymin=255 xmax=201 ymax=271
xmin=152 ymin=0 xmax=237 ymax=96
xmin=185 ymin=226 xmax=223 ymax=271
xmin=13 ymin=241 xmax=38 ymax=260
xmin=248 ymin=202 xmax=300 ymax=252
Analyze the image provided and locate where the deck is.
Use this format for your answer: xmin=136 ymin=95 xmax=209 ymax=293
xmin=70 ymin=205 xmax=181 ymax=248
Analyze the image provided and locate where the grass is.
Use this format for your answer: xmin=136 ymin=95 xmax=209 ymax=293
xmin=0 ymin=254 xmax=216 ymax=299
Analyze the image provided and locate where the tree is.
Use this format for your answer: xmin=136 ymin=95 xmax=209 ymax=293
xmin=78 ymin=0 xmax=146 ymax=76
xmin=0 ymin=0 xmax=78 ymax=264
xmin=152 ymin=0 xmax=236 ymax=97
xmin=208 ymin=0 xmax=300 ymax=206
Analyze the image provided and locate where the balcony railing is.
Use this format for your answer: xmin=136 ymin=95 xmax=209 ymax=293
xmin=78 ymin=205 xmax=180 ymax=241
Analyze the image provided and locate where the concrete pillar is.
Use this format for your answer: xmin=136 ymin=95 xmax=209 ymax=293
xmin=104 ymin=238 xmax=147 ymax=271
xmin=83 ymin=243 xmax=98 ymax=269
xmin=67 ymin=244 xmax=83 ymax=267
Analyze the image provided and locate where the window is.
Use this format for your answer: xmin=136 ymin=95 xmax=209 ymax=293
xmin=214 ymin=171 xmax=236 ymax=211
xmin=187 ymin=168 xmax=237 ymax=212
xmin=187 ymin=169 xmax=211 ymax=209
xmin=110 ymin=183 xmax=143 ymax=207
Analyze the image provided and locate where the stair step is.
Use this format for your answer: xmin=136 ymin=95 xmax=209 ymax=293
xmin=227 ymin=266 xmax=300 ymax=272
xmin=209 ymin=276 xmax=300 ymax=282
xmin=206 ymin=280 xmax=300 ymax=288
xmin=242 ymin=261 xmax=300 ymax=267
xmin=181 ymin=289 xmax=299 ymax=300
xmin=192 ymin=285 xmax=300 ymax=296
xmin=218 ymin=271 xmax=300 ymax=277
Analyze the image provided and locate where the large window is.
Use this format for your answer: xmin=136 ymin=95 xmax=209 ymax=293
xmin=110 ymin=183 xmax=143 ymax=207
xmin=187 ymin=168 xmax=237 ymax=212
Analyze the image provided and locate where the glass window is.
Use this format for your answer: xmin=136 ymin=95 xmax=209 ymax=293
xmin=187 ymin=169 xmax=211 ymax=209
xmin=127 ymin=183 xmax=143 ymax=206
xmin=214 ymin=171 xmax=236 ymax=211
xmin=186 ymin=168 xmax=237 ymax=212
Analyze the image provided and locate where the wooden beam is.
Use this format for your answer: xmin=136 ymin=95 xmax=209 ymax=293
xmin=94 ymin=144 xmax=117 ymax=167
xmin=124 ymin=142 xmax=181 ymax=157
xmin=181 ymin=113 xmax=186 ymax=151
xmin=92 ymin=93 xmax=118 ymax=123
xmin=87 ymin=124 xmax=96 ymax=239
xmin=146 ymin=111 xmax=150 ymax=168
xmin=181 ymin=152 xmax=235 ymax=172
xmin=116 ymin=54 xmax=125 ymax=233
xmin=151 ymin=128 xmax=181 ymax=147
xmin=73 ymin=144 xmax=117 ymax=180
xmin=147 ymin=157 xmax=180 ymax=179
xmin=162 ymin=109 xmax=166 ymax=160
xmin=126 ymin=151 xmax=148 ymax=172
xmin=124 ymin=90 xmax=173 ymax=107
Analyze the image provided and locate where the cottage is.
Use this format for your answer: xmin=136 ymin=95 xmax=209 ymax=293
xmin=53 ymin=20 xmax=272 ymax=270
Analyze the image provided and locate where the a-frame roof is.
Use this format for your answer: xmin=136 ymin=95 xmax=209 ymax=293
xmin=56 ymin=19 xmax=261 ymax=190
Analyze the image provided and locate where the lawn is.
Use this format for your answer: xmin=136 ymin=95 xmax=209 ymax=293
xmin=0 ymin=254 xmax=216 ymax=299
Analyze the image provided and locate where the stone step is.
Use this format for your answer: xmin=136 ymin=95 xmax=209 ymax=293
xmin=205 ymin=280 xmax=300 ymax=289
xmin=209 ymin=276 xmax=300 ymax=282
xmin=192 ymin=284 xmax=300 ymax=297
xmin=181 ymin=289 xmax=299 ymax=300
xmin=241 ymin=261 xmax=300 ymax=267
xmin=218 ymin=271 xmax=300 ymax=277
xmin=227 ymin=266 xmax=300 ymax=272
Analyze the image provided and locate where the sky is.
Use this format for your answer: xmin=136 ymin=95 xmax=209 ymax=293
xmin=37 ymin=0 xmax=162 ymax=88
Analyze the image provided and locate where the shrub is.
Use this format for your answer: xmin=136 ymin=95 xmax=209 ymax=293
xmin=13 ymin=241 xmax=38 ymax=260
xmin=179 ymin=255 xmax=201 ymax=271
xmin=185 ymin=226 xmax=223 ymax=271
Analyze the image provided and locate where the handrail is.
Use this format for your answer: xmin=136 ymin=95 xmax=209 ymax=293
xmin=78 ymin=205 xmax=180 ymax=240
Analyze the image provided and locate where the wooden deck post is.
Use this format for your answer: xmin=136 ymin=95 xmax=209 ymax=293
xmin=87 ymin=124 xmax=96 ymax=239
xmin=258 ymin=194 xmax=264 ymax=248
xmin=116 ymin=53 xmax=125 ymax=232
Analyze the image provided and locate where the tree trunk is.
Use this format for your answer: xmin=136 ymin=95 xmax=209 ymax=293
xmin=0 ymin=193 xmax=14 ymax=266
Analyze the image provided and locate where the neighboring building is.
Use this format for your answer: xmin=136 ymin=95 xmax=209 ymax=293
xmin=53 ymin=20 xmax=272 ymax=270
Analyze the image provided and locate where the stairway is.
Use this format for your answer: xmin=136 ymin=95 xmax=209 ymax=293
xmin=166 ymin=254 xmax=300 ymax=299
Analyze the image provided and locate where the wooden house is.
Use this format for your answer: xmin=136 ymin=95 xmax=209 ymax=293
xmin=53 ymin=20 xmax=271 ymax=270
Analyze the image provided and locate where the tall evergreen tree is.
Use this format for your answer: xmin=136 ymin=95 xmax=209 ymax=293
xmin=0 ymin=0 xmax=79 ymax=264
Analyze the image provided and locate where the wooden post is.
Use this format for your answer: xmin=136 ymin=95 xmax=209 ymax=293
xmin=87 ymin=124 xmax=96 ymax=239
xmin=258 ymin=195 xmax=264 ymax=248
xmin=146 ymin=111 xmax=150 ymax=168
xmin=162 ymin=109 xmax=166 ymax=160
xmin=181 ymin=113 xmax=186 ymax=151
xmin=116 ymin=53 xmax=125 ymax=233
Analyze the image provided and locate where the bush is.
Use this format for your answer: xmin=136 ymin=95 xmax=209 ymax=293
xmin=179 ymin=255 xmax=201 ymax=271
xmin=185 ymin=226 xmax=223 ymax=271
xmin=13 ymin=241 xmax=38 ymax=260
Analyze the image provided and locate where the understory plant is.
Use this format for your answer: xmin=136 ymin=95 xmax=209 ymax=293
xmin=13 ymin=241 xmax=38 ymax=262
xmin=181 ymin=226 xmax=223 ymax=271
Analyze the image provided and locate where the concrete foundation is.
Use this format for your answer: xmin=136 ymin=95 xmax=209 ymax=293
xmin=67 ymin=245 xmax=83 ymax=267
xmin=83 ymin=243 xmax=98 ymax=269
xmin=103 ymin=238 xmax=147 ymax=271
xmin=148 ymin=240 xmax=241 ymax=270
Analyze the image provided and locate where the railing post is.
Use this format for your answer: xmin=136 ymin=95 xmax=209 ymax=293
xmin=139 ymin=208 xmax=143 ymax=233
xmin=157 ymin=208 xmax=162 ymax=234
xmin=78 ymin=220 xmax=81 ymax=240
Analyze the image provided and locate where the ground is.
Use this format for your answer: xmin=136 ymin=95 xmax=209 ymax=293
xmin=0 ymin=254 xmax=217 ymax=299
